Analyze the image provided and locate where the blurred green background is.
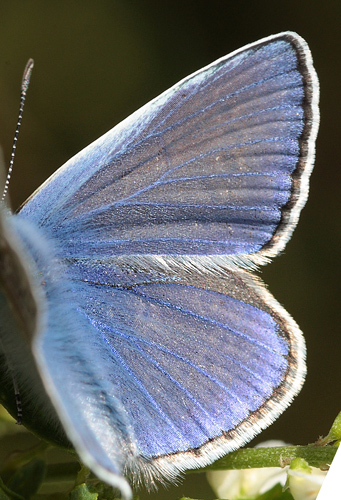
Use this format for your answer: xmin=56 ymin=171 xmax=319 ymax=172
xmin=0 ymin=1 xmax=340 ymax=499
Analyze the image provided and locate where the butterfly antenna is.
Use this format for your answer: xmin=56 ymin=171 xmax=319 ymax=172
xmin=1 ymin=58 xmax=34 ymax=202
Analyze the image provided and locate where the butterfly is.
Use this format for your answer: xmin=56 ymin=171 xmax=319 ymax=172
xmin=0 ymin=31 xmax=319 ymax=499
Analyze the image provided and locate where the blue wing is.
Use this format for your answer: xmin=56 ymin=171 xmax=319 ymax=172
xmin=19 ymin=32 xmax=318 ymax=267
xmin=7 ymin=31 xmax=318 ymax=497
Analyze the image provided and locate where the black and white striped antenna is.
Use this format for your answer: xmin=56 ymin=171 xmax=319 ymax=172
xmin=1 ymin=58 xmax=34 ymax=202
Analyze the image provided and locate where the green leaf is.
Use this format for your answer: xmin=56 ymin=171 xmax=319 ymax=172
xmin=326 ymin=411 xmax=341 ymax=442
xmin=178 ymin=497 xmax=204 ymax=500
xmin=7 ymin=459 xmax=46 ymax=497
xmin=0 ymin=491 xmax=11 ymax=500
xmin=0 ymin=477 xmax=24 ymax=500
xmin=68 ymin=483 xmax=98 ymax=500
xmin=0 ymin=482 xmax=12 ymax=500
xmin=257 ymin=482 xmax=293 ymax=499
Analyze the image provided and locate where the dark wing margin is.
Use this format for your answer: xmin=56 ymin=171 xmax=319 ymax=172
xmin=257 ymin=31 xmax=319 ymax=262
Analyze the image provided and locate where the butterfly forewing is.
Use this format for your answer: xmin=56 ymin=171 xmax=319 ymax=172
xmin=20 ymin=32 xmax=318 ymax=265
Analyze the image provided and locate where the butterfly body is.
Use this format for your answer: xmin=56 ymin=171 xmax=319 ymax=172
xmin=0 ymin=32 xmax=319 ymax=498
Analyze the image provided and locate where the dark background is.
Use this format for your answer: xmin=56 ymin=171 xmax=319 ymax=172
xmin=0 ymin=1 xmax=340 ymax=499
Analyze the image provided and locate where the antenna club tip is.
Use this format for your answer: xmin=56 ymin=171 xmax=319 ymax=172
xmin=26 ymin=58 xmax=34 ymax=70
xmin=22 ymin=58 xmax=34 ymax=93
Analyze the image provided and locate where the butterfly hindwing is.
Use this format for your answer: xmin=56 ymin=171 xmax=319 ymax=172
xmin=9 ymin=213 xmax=304 ymax=485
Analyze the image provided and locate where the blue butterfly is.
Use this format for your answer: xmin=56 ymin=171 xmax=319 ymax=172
xmin=0 ymin=31 xmax=319 ymax=499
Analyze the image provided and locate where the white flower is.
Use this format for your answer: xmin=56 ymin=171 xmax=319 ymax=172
xmin=288 ymin=458 xmax=327 ymax=500
xmin=207 ymin=440 xmax=287 ymax=499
